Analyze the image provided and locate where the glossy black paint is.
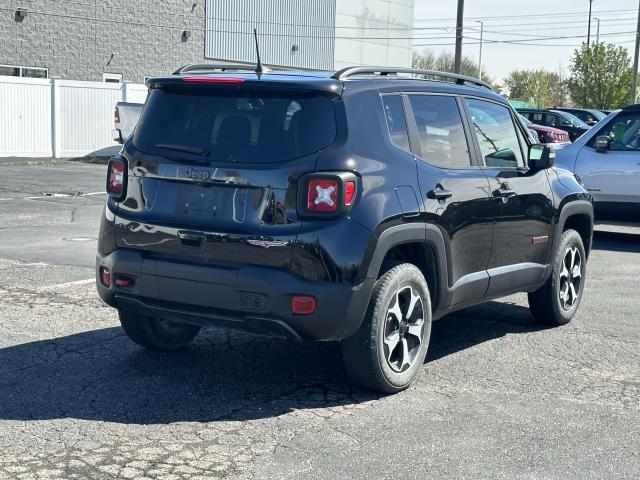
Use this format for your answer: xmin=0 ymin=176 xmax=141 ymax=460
xmin=96 ymin=71 xmax=592 ymax=341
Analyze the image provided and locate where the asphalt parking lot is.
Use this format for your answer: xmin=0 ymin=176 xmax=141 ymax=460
xmin=0 ymin=158 xmax=639 ymax=480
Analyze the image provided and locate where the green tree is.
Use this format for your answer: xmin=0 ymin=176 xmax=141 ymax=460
xmin=567 ymin=42 xmax=632 ymax=109
xmin=503 ymin=69 xmax=566 ymax=108
xmin=412 ymin=49 xmax=496 ymax=90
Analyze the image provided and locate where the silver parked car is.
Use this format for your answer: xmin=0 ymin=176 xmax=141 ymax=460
xmin=555 ymin=104 xmax=640 ymax=222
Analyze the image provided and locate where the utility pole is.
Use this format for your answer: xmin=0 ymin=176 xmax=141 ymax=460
xmin=632 ymin=0 xmax=640 ymax=104
xmin=587 ymin=0 xmax=593 ymax=46
xmin=454 ymin=0 xmax=464 ymax=74
xmin=594 ymin=17 xmax=600 ymax=43
xmin=476 ymin=20 xmax=484 ymax=80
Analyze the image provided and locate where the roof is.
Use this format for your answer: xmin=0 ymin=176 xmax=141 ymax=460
xmin=146 ymin=64 xmax=505 ymax=104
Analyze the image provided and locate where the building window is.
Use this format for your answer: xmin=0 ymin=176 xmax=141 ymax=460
xmin=103 ymin=73 xmax=123 ymax=83
xmin=0 ymin=64 xmax=48 ymax=78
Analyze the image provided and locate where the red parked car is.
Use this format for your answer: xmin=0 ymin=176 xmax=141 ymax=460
xmin=518 ymin=114 xmax=571 ymax=144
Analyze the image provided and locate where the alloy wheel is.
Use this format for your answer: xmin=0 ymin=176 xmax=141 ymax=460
xmin=383 ymin=286 xmax=425 ymax=373
xmin=559 ymin=246 xmax=582 ymax=311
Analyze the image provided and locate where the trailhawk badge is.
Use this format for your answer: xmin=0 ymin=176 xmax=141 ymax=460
xmin=247 ymin=239 xmax=289 ymax=248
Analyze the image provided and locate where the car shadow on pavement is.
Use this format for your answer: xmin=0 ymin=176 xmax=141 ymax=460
xmin=427 ymin=300 xmax=545 ymax=362
xmin=0 ymin=301 xmax=541 ymax=425
xmin=592 ymin=230 xmax=640 ymax=254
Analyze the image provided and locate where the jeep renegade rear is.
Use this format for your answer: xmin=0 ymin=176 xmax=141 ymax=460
xmin=97 ymin=66 xmax=593 ymax=393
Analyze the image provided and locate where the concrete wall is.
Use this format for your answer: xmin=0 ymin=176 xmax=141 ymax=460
xmin=334 ymin=0 xmax=414 ymax=69
xmin=0 ymin=0 xmax=205 ymax=82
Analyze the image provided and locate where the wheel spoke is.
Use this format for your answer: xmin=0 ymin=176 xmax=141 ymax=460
xmin=406 ymin=319 xmax=424 ymax=342
xmin=404 ymin=287 xmax=420 ymax=320
xmin=571 ymin=264 xmax=581 ymax=279
xmin=384 ymin=331 xmax=400 ymax=363
xmin=399 ymin=338 xmax=410 ymax=370
xmin=560 ymin=263 xmax=570 ymax=281
xmin=388 ymin=294 xmax=403 ymax=322
xmin=569 ymin=282 xmax=578 ymax=307
xmin=559 ymin=282 xmax=569 ymax=308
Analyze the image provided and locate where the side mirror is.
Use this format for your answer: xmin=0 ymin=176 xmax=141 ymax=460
xmin=595 ymin=135 xmax=610 ymax=152
xmin=112 ymin=129 xmax=123 ymax=144
xmin=528 ymin=144 xmax=555 ymax=170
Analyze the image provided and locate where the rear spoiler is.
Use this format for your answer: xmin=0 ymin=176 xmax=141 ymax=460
xmin=146 ymin=74 xmax=344 ymax=99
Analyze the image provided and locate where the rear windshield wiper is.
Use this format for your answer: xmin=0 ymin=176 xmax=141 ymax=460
xmin=155 ymin=143 xmax=209 ymax=156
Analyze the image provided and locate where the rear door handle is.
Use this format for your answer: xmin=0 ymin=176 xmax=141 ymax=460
xmin=178 ymin=230 xmax=205 ymax=248
xmin=493 ymin=187 xmax=517 ymax=198
xmin=427 ymin=187 xmax=453 ymax=200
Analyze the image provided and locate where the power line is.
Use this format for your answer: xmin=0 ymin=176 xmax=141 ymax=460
xmin=414 ymin=8 xmax=636 ymax=22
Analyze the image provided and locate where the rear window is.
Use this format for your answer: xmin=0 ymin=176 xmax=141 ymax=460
xmin=133 ymin=89 xmax=337 ymax=163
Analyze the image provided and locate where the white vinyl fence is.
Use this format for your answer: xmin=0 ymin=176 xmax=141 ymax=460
xmin=0 ymin=76 xmax=147 ymax=158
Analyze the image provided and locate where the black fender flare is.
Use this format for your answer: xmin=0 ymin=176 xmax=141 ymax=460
xmin=545 ymin=200 xmax=594 ymax=283
xmin=365 ymin=223 xmax=449 ymax=310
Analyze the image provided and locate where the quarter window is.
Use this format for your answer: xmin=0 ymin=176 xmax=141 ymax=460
xmin=408 ymin=95 xmax=471 ymax=168
xmin=465 ymin=98 xmax=525 ymax=168
xmin=381 ymin=95 xmax=410 ymax=153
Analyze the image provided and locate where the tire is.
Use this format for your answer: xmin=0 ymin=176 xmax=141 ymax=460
xmin=341 ymin=263 xmax=432 ymax=393
xmin=528 ymin=229 xmax=586 ymax=326
xmin=119 ymin=309 xmax=201 ymax=351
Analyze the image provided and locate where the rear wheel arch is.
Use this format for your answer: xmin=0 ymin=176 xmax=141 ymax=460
xmin=366 ymin=224 xmax=448 ymax=311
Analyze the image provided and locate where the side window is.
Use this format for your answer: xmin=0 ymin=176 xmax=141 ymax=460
xmin=407 ymin=95 xmax=471 ymax=168
xmin=532 ymin=112 xmax=544 ymax=123
xmin=464 ymin=98 xmax=525 ymax=168
xmin=589 ymin=114 xmax=640 ymax=151
xmin=544 ymin=113 xmax=557 ymax=126
xmin=381 ymin=95 xmax=410 ymax=153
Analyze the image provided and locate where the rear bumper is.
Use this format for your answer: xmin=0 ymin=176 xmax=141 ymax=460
xmin=96 ymin=249 xmax=375 ymax=342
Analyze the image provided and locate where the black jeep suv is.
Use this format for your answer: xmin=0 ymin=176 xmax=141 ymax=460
xmin=97 ymin=66 xmax=593 ymax=393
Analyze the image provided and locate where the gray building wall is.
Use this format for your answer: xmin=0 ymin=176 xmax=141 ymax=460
xmin=205 ymin=0 xmax=336 ymax=70
xmin=0 ymin=0 xmax=207 ymax=82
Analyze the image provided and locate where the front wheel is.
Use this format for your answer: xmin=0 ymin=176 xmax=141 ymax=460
xmin=528 ymin=229 xmax=587 ymax=326
xmin=119 ymin=309 xmax=201 ymax=351
xmin=342 ymin=264 xmax=432 ymax=393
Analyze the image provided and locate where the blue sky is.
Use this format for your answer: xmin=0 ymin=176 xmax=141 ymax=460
xmin=412 ymin=0 xmax=639 ymax=82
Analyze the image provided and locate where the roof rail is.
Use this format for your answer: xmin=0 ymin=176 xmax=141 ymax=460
xmin=331 ymin=66 xmax=492 ymax=90
xmin=172 ymin=64 xmax=272 ymax=75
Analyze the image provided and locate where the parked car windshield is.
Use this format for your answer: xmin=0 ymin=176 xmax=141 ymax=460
xmin=552 ymin=110 xmax=590 ymax=129
xmin=133 ymin=89 xmax=337 ymax=163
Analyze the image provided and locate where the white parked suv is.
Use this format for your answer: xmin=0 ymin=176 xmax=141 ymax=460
xmin=555 ymin=104 xmax=640 ymax=223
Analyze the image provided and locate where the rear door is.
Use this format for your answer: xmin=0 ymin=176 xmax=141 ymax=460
xmin=404 ymin=93 xmax=494 ymax=306
xmin=463 ymin=97 xmax=554 ymax=295
xmin=576 ymin=111 xmax=640 ymax=218
xmin=115 ymin=85 xmax=339 ymax=272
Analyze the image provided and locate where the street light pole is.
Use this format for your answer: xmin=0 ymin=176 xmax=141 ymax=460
xmin=454 ymin=0 xmax=465 ymax=74
xmin=631 ymin=0 xmax=640 ymax=104
xmin=594 ymin=17 xmax=601 ymax=43
xmin=587 ymin=0 xmax=593 ymax=46
xmin=476 ymin=20 xmax=484 ymax=80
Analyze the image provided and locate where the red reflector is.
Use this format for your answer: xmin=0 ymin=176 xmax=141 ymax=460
xmin=115 ymin=277 xmax=134 ymax=287
xmin=99 ymin=266 xmax=111 ymax=287
xmin=291 ymin=296 xmax=316 ymax=315
xmin=107 ymin=159 xmax=125 ymax=196
xmin=307 ymin=179 xmax=338 ymax=212
xmin=344 ymin=181 xmax=356 ymax=206
xmin=182 ymin=76 xmax=245 ymax=83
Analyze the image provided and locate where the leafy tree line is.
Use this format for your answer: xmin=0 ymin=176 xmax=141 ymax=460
xmin=413 ymin=42 xmax=636 ymax=109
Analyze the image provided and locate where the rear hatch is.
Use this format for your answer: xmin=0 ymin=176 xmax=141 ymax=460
xmin=114 ymin=75 xmax=341 ymax=274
